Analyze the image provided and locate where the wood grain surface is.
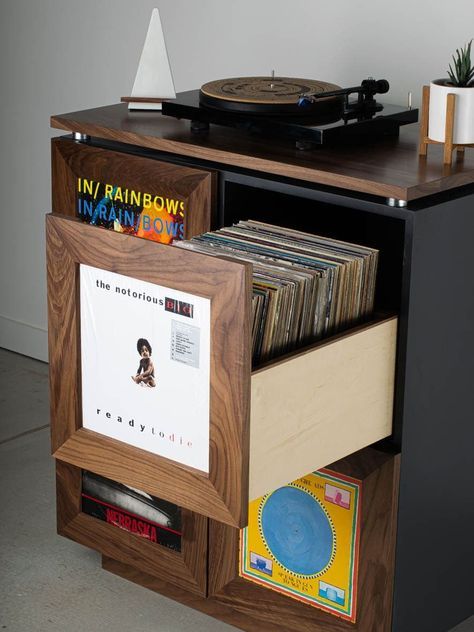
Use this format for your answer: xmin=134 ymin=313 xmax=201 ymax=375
xmin=418 ymin=86 xmax=431 ymax=157
xmin=56 ymin=461 xmax=208 ymax=595
xmin=51 ymin=138 xmax=214 ymax=238
xmin=51 ymin=103 xmax=474 ymax=201
xmin=47 ymin=214 xmax=252 ymax=528
xmin=101 ymin=448 xmax=400 ymax=632
xmin=249 ymin=316 xmax=397 ymax=499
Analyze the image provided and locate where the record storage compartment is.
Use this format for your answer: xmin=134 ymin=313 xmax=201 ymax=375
xmin=55 ymin=461 xmax=208 ymax=596
xmin=222 ymin=180 xmax=406 ymax=316
xmin=221 ymin=179 xmax=405 ymax=502
xmin=47 ymin=194 xmax=400 ymax=625
xmin=47 ymin=202 xmax=400 ymax=528
xmin=93 ymin=447 xmax=401 ymax=632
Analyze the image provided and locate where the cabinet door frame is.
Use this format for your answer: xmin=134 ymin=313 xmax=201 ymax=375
xmin=56 ymin=460 xmax=208 ymax=596
xmin=47 ymin=214 xmax=252 ymax=527
xmin=51 ymin=137 xmax=215 ymax=241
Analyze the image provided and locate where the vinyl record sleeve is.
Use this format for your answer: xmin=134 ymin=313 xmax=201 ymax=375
xmin=240 ymin=469 xmax=361 ymax=622
xmin=82 ymin=470 xmax=182 ymax=551
xmin=80 ymin=264 xmax=211 ymax=472
xmin=77 ymin=177 xmax=185 ymax=244
xmin=178 ymin=221 xmax=379 ymax=366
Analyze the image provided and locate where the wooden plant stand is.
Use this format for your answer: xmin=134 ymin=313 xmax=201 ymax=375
xmin=419 ymin=85 xmax=474 ymax=164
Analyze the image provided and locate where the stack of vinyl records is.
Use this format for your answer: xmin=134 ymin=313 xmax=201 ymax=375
xmin=177 ymin=221 xmax=379 ymax=365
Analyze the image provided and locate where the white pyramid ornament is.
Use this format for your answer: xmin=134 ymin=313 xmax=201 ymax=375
xmin=127 ymin=8 xmax=176 ymax=111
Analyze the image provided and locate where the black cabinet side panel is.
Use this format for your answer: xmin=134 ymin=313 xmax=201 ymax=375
xmin=393 ymin=196 xmax=474 ymax=632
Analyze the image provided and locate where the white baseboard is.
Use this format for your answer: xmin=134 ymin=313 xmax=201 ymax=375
xmin=0 ymin=314 xmax=48 ymax=362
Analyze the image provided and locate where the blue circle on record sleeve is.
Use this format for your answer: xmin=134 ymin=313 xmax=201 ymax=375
xmin=261 ymin=486 xmax=333 ymax=576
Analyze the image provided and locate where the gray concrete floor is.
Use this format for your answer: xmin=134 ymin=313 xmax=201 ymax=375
xmin=0 ymin=348 xmax=472 ymax=632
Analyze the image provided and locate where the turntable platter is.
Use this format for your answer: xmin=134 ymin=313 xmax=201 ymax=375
xmin=200 ymin=76 xmax=342 ymax=115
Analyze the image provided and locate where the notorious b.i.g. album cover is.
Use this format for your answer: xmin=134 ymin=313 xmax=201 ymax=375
xmin=79 ymin=264 xmax=211 ymax=473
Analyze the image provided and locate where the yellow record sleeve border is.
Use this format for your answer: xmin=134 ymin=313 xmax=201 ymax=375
xmin=240 ymin=468 xmax=362 ymax=623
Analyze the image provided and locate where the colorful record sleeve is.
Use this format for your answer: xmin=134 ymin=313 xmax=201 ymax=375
xmin=76 ymin=177 xmax=185 ymax=244
xmin=240 ymin=468 xmax=361 ymax=622
xmin=81 ymin=471 xmax=182 ymax=552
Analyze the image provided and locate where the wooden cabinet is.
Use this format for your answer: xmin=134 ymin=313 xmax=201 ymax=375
xmin=47 ymin=105 xmax=474 ymax=632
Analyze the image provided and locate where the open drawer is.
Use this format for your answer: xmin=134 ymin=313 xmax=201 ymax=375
xmin=47 ymin=214 xmax=397 ymax=528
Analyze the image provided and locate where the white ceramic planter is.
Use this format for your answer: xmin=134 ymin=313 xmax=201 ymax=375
xmin=428 ymin=80 xmax=474 ymax=144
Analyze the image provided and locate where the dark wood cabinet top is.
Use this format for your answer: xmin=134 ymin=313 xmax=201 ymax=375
xmin=51 ymin=103 xmax=474 ymax=201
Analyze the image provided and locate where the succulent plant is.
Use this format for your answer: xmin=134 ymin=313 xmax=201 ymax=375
xmin=447 ymin=40 xmax=474 ymax=87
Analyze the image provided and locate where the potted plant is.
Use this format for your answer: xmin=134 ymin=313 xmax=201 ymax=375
xmin=429 ymin=40 xmax=474 ymax=144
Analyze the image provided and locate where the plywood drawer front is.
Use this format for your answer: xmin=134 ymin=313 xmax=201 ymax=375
xmin=249 ymin=317 xmax=397 ymax=500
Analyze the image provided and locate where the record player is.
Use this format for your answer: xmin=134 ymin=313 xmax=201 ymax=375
xmin=162 ymin=75 xmax=418 ymax=149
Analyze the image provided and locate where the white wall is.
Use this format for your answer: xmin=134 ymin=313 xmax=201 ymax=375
xmin=0 ymin=0 xmax=472 ymax=361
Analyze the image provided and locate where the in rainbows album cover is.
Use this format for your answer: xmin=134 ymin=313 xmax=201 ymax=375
xmin=77 ymin=177 xmax=185 ymax=244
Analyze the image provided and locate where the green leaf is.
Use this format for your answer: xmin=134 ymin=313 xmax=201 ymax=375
xmin=446 ymin=39 xmax=474 ymax=86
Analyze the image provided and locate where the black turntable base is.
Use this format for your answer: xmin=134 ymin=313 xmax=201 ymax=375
xmin=162 ymin=77 xmax=418 ymax=149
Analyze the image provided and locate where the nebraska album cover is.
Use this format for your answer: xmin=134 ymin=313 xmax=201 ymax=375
xmin=82 ymin=470 xmax=182 ymax=551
